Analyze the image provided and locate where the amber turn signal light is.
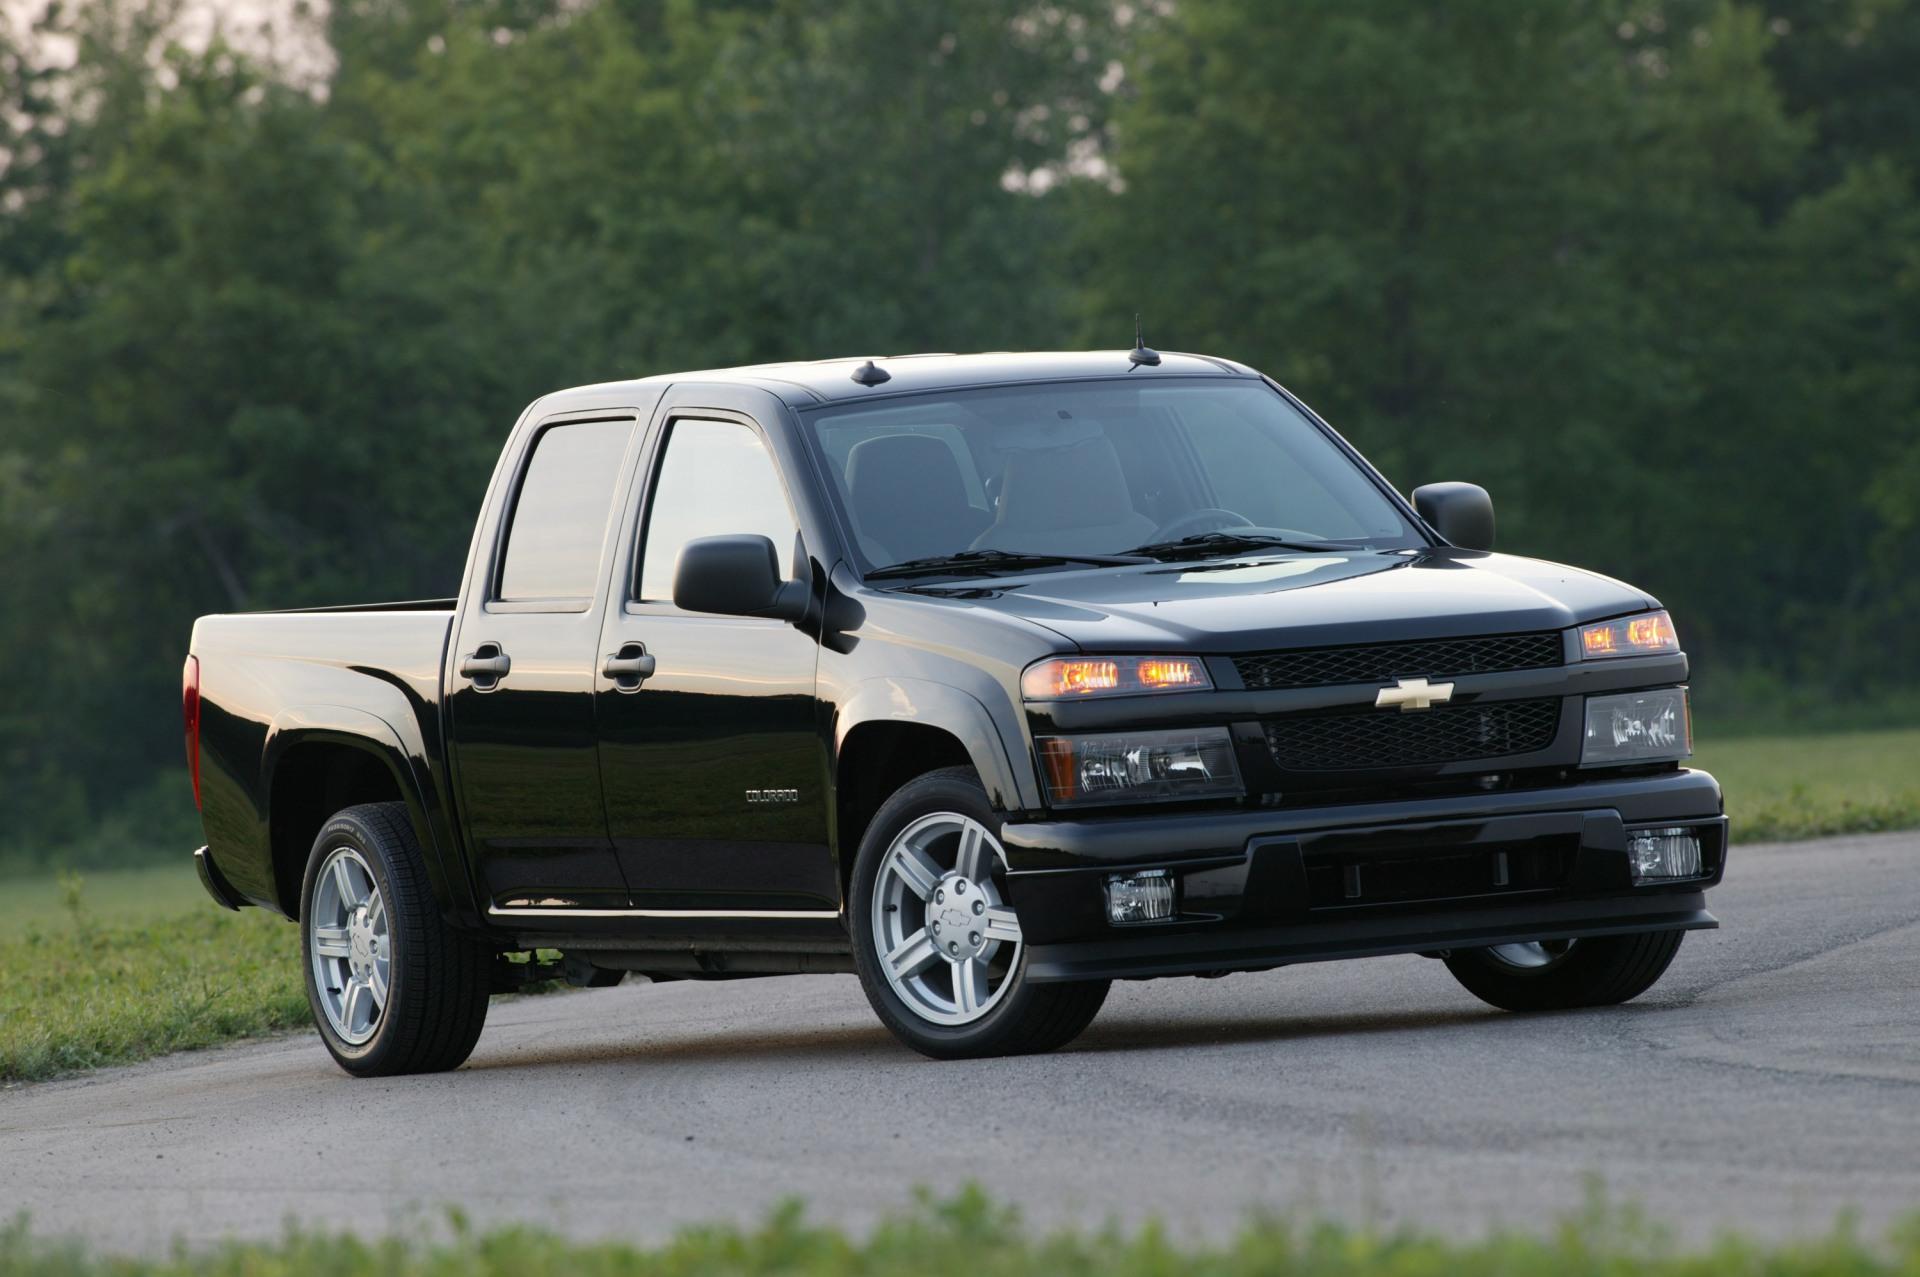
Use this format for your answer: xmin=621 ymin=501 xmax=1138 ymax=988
xmin=1578 ymin=610 xmax=1679 ymax=660
xmin=1022 ymin=655 xmax=1213 ymax=700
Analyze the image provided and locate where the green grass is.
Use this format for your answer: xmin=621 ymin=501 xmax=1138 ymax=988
xmin=0 ymin=905 xmax=308 ymax=1084
xmin=0 ymin=864 xmax=209 ymax=938
xmin=2 ymin=1189 xmax=1917 ymax=1277
xmin=1694 ymin=726 xmax=1920 ymax=843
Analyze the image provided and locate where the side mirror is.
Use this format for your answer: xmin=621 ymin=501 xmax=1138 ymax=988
xmin=1412 ymin=482 xmax=1495 ymax=552
xmin=673 ymin=534 xmax=808 ymax=620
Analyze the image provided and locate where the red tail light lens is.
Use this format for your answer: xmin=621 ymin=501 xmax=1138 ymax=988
xmin=182 ymin=654 xmax=202 ymax=810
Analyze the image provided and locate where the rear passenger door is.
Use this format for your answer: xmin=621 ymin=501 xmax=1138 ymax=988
xmin=447 ymin=409 xmax=644 ymax=914
xmin=595 ymin=405 xmax=834 ymax=915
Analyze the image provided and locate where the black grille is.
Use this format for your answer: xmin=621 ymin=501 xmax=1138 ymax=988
xmin=1235 ymin=632 xmax=1562 ymax=690
xmin=1265 ymin=698 xmax=1561 ymax=770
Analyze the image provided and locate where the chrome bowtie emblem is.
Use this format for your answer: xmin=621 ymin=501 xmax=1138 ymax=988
xmin=1375 ymin=676 xmax=1455 ymax=712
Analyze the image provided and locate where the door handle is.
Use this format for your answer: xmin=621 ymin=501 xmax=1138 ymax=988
xmin=603 ymin=643 xmax=656 ymax=692
xmin=460 ymin=643 xmax=511 ymax=691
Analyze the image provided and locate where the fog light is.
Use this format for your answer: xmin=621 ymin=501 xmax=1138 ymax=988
xmin=1629 ymin=827 xmax=1702 ymax=883
xmin=1105 ymin=870 xmax=1176 ymax=924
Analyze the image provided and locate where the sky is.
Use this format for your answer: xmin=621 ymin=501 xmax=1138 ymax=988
xmin=5 ymin=0 xmax=333 ymax=84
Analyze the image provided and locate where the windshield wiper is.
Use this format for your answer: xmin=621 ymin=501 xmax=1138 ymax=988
xmin=1119 ymin=531 xmax=1363 ymax=560
xmin=866 ymin=548 xmax=1149 ymax=580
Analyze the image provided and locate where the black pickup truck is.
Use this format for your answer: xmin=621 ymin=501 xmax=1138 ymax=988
xmin=185 ymin=350 xmax=1725 ymax=1076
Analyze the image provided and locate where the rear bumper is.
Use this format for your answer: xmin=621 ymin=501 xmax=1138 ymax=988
xmin=193 ymin=845 xmax=247 ymax=911
xmin=1001 ymin=767 xmax=1726 ymax=983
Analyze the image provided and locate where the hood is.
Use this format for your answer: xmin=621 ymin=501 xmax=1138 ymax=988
xmin=954 ymin=549 xmax=1656 ymax=653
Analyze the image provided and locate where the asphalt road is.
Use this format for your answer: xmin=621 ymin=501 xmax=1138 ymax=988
xmin=4 ymin=831 xmax=1918 ymax=1253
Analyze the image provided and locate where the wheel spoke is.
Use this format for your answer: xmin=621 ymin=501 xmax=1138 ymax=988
xmin=954 ymin=958 xmax=986 ymax=1015
xmin=953 ymin=821 xmax=988 ymax=882
xmin=888 ymin=845 xmax=943 ymax=900
xmin=331 ymin=855 xmax=361 ymax=910
xmin=342 ymin=979 xmax=369 ymax=1031
xmin=367 ymin=892 xmax=386 ymax=936
xmin=312 ymin=925 xmax=351 ymax=958
xmin=368 ymin=961 xmax=389 ymax=1009
xmin=886 ymin=929 xmax=940 ymax=980
xmin=981 ymin=904 xmax=1022 ymax=944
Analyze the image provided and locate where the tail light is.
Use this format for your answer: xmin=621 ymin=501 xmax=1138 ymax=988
xmin=182 ymin=654 xmax=202 ymax=810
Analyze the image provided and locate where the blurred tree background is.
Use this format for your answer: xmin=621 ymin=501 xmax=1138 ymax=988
xmin=0 ymin=0 xmax=1915 ymax=867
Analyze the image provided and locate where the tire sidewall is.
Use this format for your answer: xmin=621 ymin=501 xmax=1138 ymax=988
xmin=848 ymin=769 xmax=1040 ymax=1053
xmin=299 ymin=810 xmax=408 ymax=1071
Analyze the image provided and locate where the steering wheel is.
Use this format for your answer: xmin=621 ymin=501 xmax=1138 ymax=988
xmin=1147 ymin=508 xmax=1255 ymax=542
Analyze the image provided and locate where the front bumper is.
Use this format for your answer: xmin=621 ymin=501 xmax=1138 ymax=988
xmin=1001 ymin=767 xmax=1725 ymax=983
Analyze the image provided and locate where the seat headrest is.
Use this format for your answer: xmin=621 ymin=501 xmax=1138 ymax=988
xmin=846 ymin=434 xmax=983 ymax=563
xmin=994 ymin=437 xmax=1139 ymax=531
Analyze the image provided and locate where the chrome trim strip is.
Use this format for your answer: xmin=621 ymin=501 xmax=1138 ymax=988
xmin=487 ymin=905 xmax=841 ymax=920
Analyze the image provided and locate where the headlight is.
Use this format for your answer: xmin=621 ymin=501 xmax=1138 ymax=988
xmin=1581 ymin=688 xmax=1691 ymax=767
xmin=1579 ymin=610 xmax=1678 ymax=659
xmin=1021 ymin=655 xmax=1212 ymax=700
xmin=1037 ymin=727 xmax=1243 ymax=806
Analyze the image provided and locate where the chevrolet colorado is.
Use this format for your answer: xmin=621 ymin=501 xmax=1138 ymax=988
xmin=184 ymin=350 xmax=1725 ymax=1076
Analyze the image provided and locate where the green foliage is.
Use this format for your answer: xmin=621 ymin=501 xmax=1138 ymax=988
xmin=2 ymin=1187 xmax=1920 ymax=1275
xmin=1076 ymin=0 xmax=1920 ymax=688
xmin=1 ymin=0 xmax=1916 ymax=865
xmin=0 ymin=903 xmax=308 ymax=1083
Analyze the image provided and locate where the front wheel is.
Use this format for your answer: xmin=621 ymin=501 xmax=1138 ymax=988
xmin=300 ymin=802 xmax=491 ymax=1076
xmin=1443 ymin=930 xmax=1685 ymax=1012
xmin=850 ymin=767 xmax=1109 ymax=1059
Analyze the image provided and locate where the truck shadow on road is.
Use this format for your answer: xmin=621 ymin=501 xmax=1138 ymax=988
xmin=447 ymin=1003 xmax=1606 ymax=1075
xmin=1070 ymin=1005 xmax=1507 ymax=1053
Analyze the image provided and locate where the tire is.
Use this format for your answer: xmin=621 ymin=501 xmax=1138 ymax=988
xmin=850 ymin=767 xmax=1108 ymax=1060
xmin=299 ymin=802 xmax=491 ymax=1076
xmin=1443 ymin=930 xmax=1685 ymax=1013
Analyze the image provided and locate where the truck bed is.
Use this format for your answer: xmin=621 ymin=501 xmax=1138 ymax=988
xmin=188 ymin=602 xmax=459 ymax=916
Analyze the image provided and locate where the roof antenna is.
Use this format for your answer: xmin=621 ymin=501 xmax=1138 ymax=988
xmin=850 ymin=358 xmax=891 ymax=386
xmin=1128 ymin=314 xmax=1162 ymax=368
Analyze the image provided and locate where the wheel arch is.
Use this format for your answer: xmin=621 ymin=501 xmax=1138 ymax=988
xmin=262 ymin=709 xmax=456 ymax=921
xmin=831 ymin=678 xmax=1031 ymax=902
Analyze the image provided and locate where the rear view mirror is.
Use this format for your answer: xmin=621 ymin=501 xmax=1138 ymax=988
xmin=1412 ymin=482 xmax=1495 ymax=551
xmin=673 ymin=534 xmax=808 ymax=620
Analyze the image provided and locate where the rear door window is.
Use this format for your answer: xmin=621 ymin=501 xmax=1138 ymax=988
xmin=496 ymin=419 xmax=633 ymax=603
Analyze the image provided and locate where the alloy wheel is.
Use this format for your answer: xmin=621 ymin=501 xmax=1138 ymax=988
xmin=309 ymin=846 xmax=390 ymax=1045
xmin=871 ymin=812 xmax=1023 ymax=1026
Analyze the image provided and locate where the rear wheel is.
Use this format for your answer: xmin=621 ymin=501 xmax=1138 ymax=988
xmin=850 ymin=767 xmax=1109 ymax=1059
xmin=300 ymin=802 xmax=491 ymax=1076
xmin=1443 ymin=930 xmax=1685 ymax=1012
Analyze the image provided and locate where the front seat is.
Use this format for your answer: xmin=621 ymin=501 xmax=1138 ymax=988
xmin=847 ymin=434 xmax=990 ymax=566
xmin=971 ymin=436 xmax=1155 ymax=555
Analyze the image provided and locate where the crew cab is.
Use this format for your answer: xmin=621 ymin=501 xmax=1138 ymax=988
xmin=184 ymin=350 xmax=1726 ymax=1076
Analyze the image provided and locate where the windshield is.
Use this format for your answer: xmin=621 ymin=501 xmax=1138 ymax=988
xmin=805 ymin=378 xmax=1423 ymax=577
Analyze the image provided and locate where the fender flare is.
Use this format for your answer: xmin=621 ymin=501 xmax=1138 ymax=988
xmin=261 ymin=705 xmax=469 ymax=922
xmin=831 ymin=677 xmax=1039 ymax=815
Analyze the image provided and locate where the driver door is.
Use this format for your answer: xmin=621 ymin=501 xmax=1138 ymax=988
xmin=594 ymin=407 xmax=834 ymax=915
